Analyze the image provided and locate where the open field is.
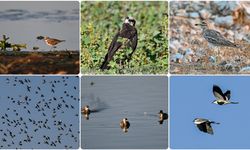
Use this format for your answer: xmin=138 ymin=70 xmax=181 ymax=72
xmin=81 ymin=1 xmax=168 ymax=74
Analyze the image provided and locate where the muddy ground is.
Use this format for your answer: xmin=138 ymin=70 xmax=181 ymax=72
xmin=0 ymin=51 xmax=79 ymax=74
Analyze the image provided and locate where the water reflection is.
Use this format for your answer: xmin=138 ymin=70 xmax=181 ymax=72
xmin=81 ymin=76 xmax=168 ymax=149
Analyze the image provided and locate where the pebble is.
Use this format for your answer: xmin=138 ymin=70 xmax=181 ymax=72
xmin=214 ymin=16 xmax=234 ymax=27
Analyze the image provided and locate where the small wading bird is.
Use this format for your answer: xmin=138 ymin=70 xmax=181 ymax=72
xmin=120 ymin=118 xmax=130 ymax=133
xmin=193 ymin=118 xmax=219 ymax=135
xmin=100 ymin=16 xmax=138 ymax=70
xmin=195 ymin=20 xmax=240 ymax=58
xmin=158 ymin=110 xmax=168 ymax=124
xmin=212 ymin=85 xmax=239 ymax=105
xmin=37 ymin=36 xmax=65 ymax=50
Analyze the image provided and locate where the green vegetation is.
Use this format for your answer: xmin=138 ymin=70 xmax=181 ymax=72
xmin=81 ymin=1 xmax=168 ymax=74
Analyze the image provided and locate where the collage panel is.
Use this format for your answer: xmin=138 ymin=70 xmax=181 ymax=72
xmin=81 ymin=1 xmax=168 ymax=74
xmin=0 ymin=1 xmax=79 ymax=74
xmin=170 ymin=1 xmax=250 ymax=74
xmin=170 ymin=76 xmax=250 ymax=149
xmin=0 ymin=76 xmax=79 ymax=149
xmin=81 ymin=76 xmax=168 ymax=149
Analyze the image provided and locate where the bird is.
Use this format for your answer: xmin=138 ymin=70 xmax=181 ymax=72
xmin=195 ymin=20 xmax=239 ymax=48
xmin=81 ymin=105 xmax=90 ymax=115
xmin=193 ymin=118 xmax=219 ymax=135
xmin=158 ymin=110 xmax=168 ymax=124
xmin=100 ymin=16 xmax=138 ymax=70
xmin=212 ymin=85 xmax=239 ymax=105
xmin=37 ymin=36 xmax=65 ymax=50
xmin=120 ymin=118 xmax=130 ymax=133
xmin=195 ymin=20 xmax=239 ymax=57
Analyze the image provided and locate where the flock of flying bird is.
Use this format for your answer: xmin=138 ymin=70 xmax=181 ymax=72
xmin=0 ymin=76 xmax=79 ymax=149
xmin=193 ymin=85 xmax=239 ymax=135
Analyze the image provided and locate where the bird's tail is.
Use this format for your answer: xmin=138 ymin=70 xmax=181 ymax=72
xmin=60 ymin=40 xmax=66 ymax=42
xmin=211 ymin=121 xmax=220 ymax=124
xmin=100 ymin=54 xmax=109 ymax=70
xmin=230 ymin=101 xmax=239 ymax=104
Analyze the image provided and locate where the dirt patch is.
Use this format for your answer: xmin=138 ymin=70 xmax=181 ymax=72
xmin=0 ymin=51 xmax=79 ymax=74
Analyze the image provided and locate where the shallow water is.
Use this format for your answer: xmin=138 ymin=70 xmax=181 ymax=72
xmin=81 ymin=76 xmax=168 ymax=149
xmin=0 ymin=1 xmax=79 ymax=51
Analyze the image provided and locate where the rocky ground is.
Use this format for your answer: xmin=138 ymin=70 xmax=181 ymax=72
xmin=0 ymin=51 xmax=79 ymax=74
xmin=170 ymin=1 xmax=250 ymax=74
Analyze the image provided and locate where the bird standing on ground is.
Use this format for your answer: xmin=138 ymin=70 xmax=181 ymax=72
xmin=212 ymin=85 xmax=239 ymax=105
xmin=193 ymin=118 xmax=219 ymax=135
xmin=195 ymin=20 xmax=239 ymax=58
xmin=100 ymin=16 xmax=138 ymax=70
xmin=37 ymin=36 xmax=65 ymax=50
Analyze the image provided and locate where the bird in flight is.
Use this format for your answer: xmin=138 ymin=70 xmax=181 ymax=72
xmin=212 ymin=85 xmax=239 ymax=105
xmin=100 ymin=16 xmax=138 ymax=70
xmin=193 ymin=118 xmax=219 ymax=135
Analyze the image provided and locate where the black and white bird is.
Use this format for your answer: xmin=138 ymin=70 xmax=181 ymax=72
xmin=193 ymin=118 xmax=219 ymax=135
xmin=100 ymin=16 xmax=138 ymax=70
xmin=212 ymin=85 xmax=239 ymax=105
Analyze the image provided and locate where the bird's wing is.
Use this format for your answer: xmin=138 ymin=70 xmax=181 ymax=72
xmin=205 ymin=123 xmax=214 ymax=135
xmin=197 ymin=123 xmax=213 ymax=135
xmin=205 ymin=29 xmax=224 ymax=39
xmin=130 ymin=29 xmax=138 ymax=51
xmin=100 ymin=33 xmax=122 ymax=70
xmin=196 ymin=123 xmax=207 ymax=133
xmin=204 ymin=29 xmax=236 ymax=47
xmin=119 ymin=24 xmax=137 ymax=39
xmin=224 ymin=90 xmax=231 ymax=100
xmin=213 ymin=85 xmax=226 ymax=100
xmin=126 ymin=30 xmax=138 ymax=62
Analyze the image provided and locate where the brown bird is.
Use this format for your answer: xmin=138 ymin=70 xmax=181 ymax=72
xmin=81 ymin=105 xmax=90 ymax=115
xmin=120 ymin=118 xmax=130 ymax=133
xmin=37 ymin=36 xmax=65 ymax=50
xmin=81 ymin=105 xmax=90 ymax=120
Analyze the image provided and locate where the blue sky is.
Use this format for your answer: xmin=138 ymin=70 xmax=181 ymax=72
xmin=170 ymin=76 xmax=250 ymax=149
xmin=0 ymin=76 xmax=79 ymax=149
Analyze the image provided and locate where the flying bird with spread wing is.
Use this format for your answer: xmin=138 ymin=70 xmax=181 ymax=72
xmin=212 ymin=85 xmax=239 ymax=105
